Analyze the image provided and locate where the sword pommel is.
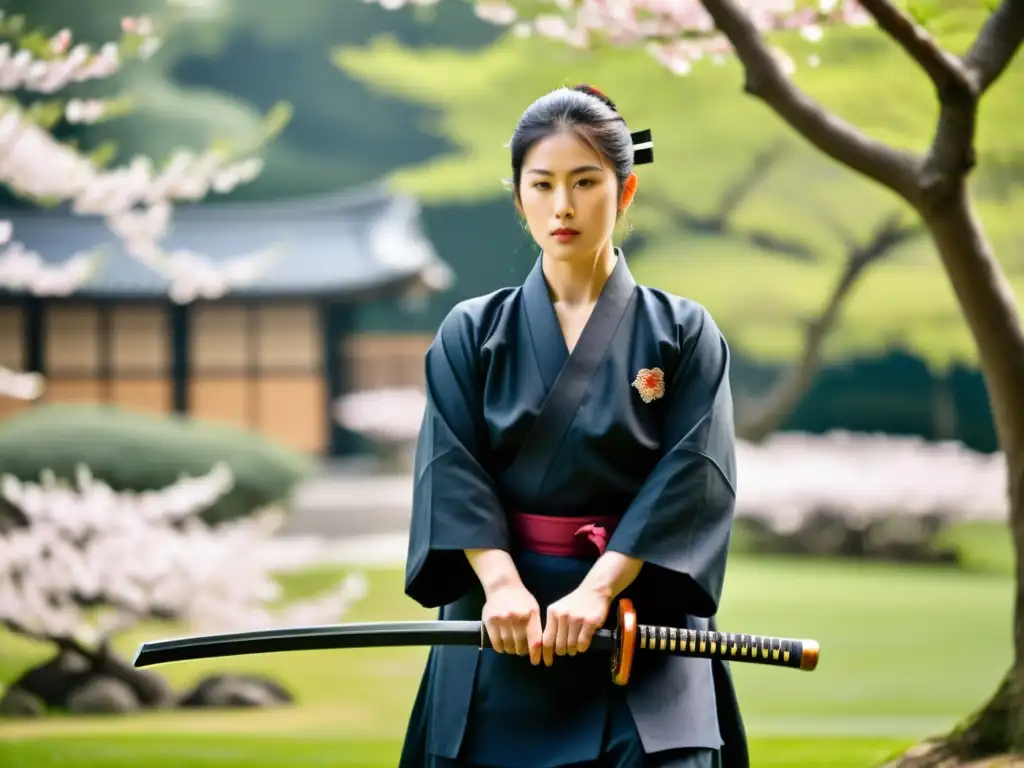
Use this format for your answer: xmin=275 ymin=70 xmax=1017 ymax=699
xmin=799 ymin=639 xmax=820 ymax=671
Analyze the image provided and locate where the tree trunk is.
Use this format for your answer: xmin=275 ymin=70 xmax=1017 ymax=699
xmin=886 ymin=182 xmax=1024 ymax=766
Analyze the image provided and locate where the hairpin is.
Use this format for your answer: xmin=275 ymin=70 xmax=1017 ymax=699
xmin=630 ymin=128 xmax=654 ymax=165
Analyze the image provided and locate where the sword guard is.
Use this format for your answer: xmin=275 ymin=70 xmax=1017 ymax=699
xmin=611 ymin=598 xmax=636 ymax=686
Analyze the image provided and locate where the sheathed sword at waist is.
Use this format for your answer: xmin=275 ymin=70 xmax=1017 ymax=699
xmin=133 ymin=599 xmax=819 ymax=685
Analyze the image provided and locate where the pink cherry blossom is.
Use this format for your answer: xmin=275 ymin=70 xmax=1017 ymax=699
xmin=364 ymin=0 xmax=872 ymax=72
xmin=0 ymin=464 xmax=368 ymax=645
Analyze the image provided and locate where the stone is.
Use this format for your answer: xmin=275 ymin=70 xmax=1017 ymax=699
xmin=66 ymin=676 xmax=140 ymax=715
xmin=0 ymin=686 xmax=46 ymax=717
xmin=177 ymin=673 xmax=293 ymax=709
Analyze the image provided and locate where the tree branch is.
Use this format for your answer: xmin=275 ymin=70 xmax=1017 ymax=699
xmin=716 ymin=139 xmax=789 ymax=220
xmin=857 ymin=0 xmax=1024 ymax=203
xmin=699 ymin=0 xmax=921 ymax=201
xmin=738 ymin=212 xmax=922 ymax=442
xmin=641 ymin=140 xmax=818 ymax=262
xmin=919 ymin=0 xmax=1024 ymax=201
xmin=858 ymin=0 xmax=982 ymax=196
xmin=0 ymin=616 xmax=87 ymax=657
xmin=964 ymin=0 xmax=1024 ymax=93
xmin=643 ymin=189 xmax=818 ymax=262
xmin=858 ymin=0 xmax=976 ymax=98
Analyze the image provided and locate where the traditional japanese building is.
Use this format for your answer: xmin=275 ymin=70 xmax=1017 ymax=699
xmin=0 ymin=184 xmax=450 ymax=456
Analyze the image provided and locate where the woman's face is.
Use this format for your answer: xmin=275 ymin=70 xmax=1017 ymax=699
xmin=517 ymin=130 xmax=636 ymax=264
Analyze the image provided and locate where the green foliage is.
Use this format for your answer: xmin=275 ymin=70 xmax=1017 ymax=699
xmin=0 ymin=16 xmax=44 ymax=53
xmin=334 ymin=24 xmax=1024 ymax=370
xmin=85 ymin=140 xmax=119 ymax=169
xmin=21 ymin=100 xmax=66 ymax=130
xmin=206 ymin=100 xmax=294 ymax=162
xmin=0 ymin=405 xmax=315 ymax=525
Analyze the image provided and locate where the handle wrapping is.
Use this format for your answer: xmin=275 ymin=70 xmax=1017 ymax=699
xmin=636 ymin=625 xmax=819 ymax=671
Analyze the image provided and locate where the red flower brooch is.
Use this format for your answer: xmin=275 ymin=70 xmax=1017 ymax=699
xmin=632 ymin=367 xmax=665 ymax=403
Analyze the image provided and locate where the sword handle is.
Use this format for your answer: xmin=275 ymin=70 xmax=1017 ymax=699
xmin=606 ymin=599 xmax=820 ymax=686
xmin=634 ymin=624 xmax=820 ymax=671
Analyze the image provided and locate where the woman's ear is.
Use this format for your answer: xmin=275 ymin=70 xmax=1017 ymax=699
xmin=619 ymin=173 xmax=638 ymax=213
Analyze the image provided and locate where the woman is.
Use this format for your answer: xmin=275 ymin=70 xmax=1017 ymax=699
xmin=398 ymin=84 xmax=747 ymax=768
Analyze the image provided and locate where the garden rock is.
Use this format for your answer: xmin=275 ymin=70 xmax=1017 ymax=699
xmin=178 ymin=673 xmax=294 ymax=709
xmin=10 ymin=646 xmax=176 ymax=713
xmin=12 ymin=647 xmax=94 ymax=709
xmin=0 ymin=686 xmax=46 ymax=717
xmin=66 ymin=676 xmax=140 ymax=715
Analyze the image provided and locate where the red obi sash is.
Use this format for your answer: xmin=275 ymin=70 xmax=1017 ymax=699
xmin=510 ymin=512 xmax=619 ymax=557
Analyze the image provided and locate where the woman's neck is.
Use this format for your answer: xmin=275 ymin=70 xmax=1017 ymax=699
xmin=542 ymin=241 xmax=617 ymax=306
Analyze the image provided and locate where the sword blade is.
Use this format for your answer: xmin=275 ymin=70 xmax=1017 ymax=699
xmin=132 ymin=620 xmax=486 ymax=668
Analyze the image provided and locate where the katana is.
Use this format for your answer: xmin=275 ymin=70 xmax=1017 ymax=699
xmin=133 ymin=599 xmax=819 ymax=686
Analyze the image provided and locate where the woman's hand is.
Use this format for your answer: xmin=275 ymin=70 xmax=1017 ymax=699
xmin=481 ymin=583 xmax=543 ymax=665
xmin=541 ymin=585 xmax=612 ymax=667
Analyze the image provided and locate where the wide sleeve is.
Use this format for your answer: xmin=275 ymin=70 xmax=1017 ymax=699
xmin=606 ymin=306 xmax=737 ymax=619
xmin=404 ymin=306 xmax=510 ymax=609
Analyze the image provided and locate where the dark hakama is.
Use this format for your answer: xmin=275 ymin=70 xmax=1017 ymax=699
xmin=398 ymin=252 xmax=748 ymax=768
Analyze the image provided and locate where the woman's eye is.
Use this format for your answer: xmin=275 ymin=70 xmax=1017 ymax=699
xmin=533 ymin=182 xmax=551 ymax=189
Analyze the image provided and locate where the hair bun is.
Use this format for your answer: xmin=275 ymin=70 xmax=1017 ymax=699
xmin=571 ymin=84 xmax=618 ymax=112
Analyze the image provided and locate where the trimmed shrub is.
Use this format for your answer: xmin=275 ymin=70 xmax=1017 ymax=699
xmin=0 ymin=404 xmax=315 ymax=524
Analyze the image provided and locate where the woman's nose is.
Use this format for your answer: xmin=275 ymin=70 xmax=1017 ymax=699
xmin=554 ymin=190 xmax=573 ymax=218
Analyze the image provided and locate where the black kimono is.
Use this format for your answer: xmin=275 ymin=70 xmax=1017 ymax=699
xmin=398 ymin=251 xmax=748 ymax=768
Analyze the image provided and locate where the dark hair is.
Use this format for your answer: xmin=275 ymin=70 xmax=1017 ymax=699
xmin=509 ymin=84 xmax=635 ymax=198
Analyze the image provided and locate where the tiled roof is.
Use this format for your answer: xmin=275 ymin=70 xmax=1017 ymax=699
xmin=0 ymin=183 xmax=446 ymax=300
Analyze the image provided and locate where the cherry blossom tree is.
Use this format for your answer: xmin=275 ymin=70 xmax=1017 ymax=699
xmin=0 ymin=11 xmax=287 ymax=402
xmin=0 ymin=462 xmax=367 ymax=650
xmin=0 ymin=461 xmax=367 ymax=712
xmin=370 ymin=0 xmax=1024 ymax=764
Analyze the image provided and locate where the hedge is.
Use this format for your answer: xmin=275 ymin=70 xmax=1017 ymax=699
xmin=0 ymin=405 xmax=316 ymax=525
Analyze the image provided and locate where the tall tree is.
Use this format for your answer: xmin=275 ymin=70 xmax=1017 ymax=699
xmin=370 ymin=1 xmax=1024 ymax=764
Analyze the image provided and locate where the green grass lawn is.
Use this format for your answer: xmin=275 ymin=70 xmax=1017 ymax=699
xmin=0 ymin=544 xmax=1012 ymax=767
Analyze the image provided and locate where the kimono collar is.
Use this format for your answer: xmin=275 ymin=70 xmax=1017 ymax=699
xmin=522 ymin=249 xmax=636 ymax=393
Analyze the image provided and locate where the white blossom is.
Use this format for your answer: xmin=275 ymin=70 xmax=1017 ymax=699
xmin=335 ymin=388 xmax=427 ymax=444
xmin=64 ymin=99 xmax=109 ymax=125
xmin=0 ymin=103 xmax=275 ymax=300
xmin=0 ymin=239 xmax=100 ymax=296
xmin=0 ymin=464 xmax=368 ymax=646
xmin=0 ymin=16 xmax=276 ymax=307
xmin=364 ymin=0 xmax=871 ymax=74
xmin=0 ymin=40 xmax=121 ymax=94
xmin=0 ymin=365 xmax=44 ymax=400
xmin=735 ymin=431 xmax=1008 ymax=534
